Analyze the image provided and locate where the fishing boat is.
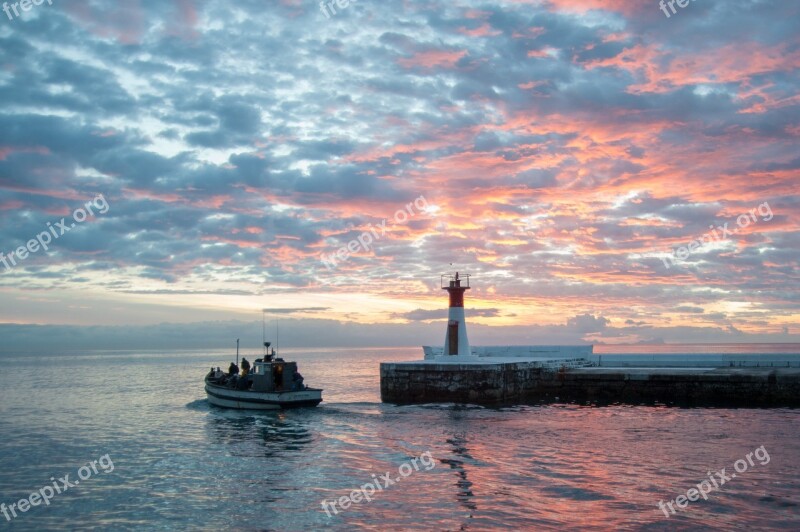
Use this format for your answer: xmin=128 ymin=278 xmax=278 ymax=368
xmin=204 ymin=315 xmax=323 ymax=410
xmin=204 ymin=353 xmax=323 ymax=409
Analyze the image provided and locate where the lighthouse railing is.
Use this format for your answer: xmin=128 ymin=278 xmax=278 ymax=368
xmin=441 ymin=273 xmax=470 ymax=289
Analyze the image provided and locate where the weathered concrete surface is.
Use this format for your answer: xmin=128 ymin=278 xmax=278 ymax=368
xmin=380 ymin=362 xmax=800 ymax=407
xmin=380 ymin=361 xmax=549 ymax=404
xmin=536 ymin=367 xmax=800 ymax=406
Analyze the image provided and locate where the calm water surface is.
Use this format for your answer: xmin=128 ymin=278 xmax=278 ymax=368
xmin=0 ymin=347 xmax=798 ymax=530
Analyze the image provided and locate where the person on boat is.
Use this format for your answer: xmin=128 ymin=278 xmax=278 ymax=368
xmin=293 ymin=371 xmax=305 ymax=390
xmin=240 ymin=358 xmax=251 ymax=377
xmin=228 ymin=362 xmax=239 ymax=376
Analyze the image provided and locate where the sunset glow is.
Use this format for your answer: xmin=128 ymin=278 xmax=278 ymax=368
xmin=1 ymin=0 xmax=798 ymax=348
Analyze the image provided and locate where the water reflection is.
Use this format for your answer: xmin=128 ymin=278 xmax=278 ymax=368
xmin=204 ymin=408 xmax=314 ymax=458
xmin=442 ymin=429 xmax=477 ymax=516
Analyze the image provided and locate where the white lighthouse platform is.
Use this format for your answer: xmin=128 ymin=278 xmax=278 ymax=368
xmin=423 ymin=344 xmax=593 ymax=362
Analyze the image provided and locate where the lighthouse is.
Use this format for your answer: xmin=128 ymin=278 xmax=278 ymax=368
xmin=442 ymin=272 xmax=471 ymax=356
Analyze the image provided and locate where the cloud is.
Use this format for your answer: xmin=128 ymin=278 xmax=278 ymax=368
xmin=393 ymin=308 xmax=502 ymax=321
xmin=566 ymin=314 xmax=610 ymax=333
xmin=0 ymin=0 xmax=797 ymax=346
xmin=261 ymin=307 xmax=331 ymax=314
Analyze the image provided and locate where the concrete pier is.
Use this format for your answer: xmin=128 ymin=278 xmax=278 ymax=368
xmin=380 ymin=350 xmax=800 ymax=407
xmin=422 ymin=345 xmax=594 ymax=359
xmin=382 ymin=276 xmax=800 ymax=406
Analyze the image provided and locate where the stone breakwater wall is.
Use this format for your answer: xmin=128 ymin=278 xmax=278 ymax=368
xmin=380 ymin=361 xmax=800 ymax=406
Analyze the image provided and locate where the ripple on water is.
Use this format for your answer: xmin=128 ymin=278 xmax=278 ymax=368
xmin=0 ymin=350 xmax=798 ymax=530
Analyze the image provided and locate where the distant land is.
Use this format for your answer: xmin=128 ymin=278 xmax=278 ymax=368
xmin=0 ymin=316 xmax=796 ymax=351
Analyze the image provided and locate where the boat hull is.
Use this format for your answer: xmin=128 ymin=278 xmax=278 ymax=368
xmin=205 ymin=383 xmax=323 ymax=410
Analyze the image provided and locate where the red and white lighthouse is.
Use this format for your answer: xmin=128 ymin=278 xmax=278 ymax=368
xmin=442 ymin=272 xmax=471 ymax=356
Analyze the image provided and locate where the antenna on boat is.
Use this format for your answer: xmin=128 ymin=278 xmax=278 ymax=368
xmin=261 ymin=308 xmax=274 ymax=358
xmin=236 ymin=338 xmax=240 ymax=366
xmin=262 ymin=309 xmax=267 ymax=357
xmin=276 ymin=318 xmax=279 ymax=358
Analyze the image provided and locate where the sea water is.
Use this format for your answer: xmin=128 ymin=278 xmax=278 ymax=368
xmin=0 ymin=346 xmax=798 ymax=530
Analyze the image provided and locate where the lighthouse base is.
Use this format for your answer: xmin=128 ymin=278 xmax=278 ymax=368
xmin=380 ymin=357 xmax=593 ymax=405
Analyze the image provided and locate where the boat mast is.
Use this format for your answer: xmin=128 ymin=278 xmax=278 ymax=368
xmin=236 ymin=338 xmax=240 ymax=366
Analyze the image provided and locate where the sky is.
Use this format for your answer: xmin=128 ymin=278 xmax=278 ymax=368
xmin=0 ymin=0 xmax=798 ymax=350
